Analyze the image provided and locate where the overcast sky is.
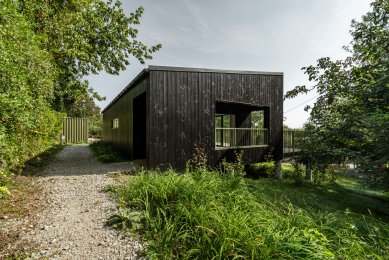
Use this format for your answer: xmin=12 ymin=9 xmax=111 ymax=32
xmin=86 ymin=0 xmax=371 ymax=128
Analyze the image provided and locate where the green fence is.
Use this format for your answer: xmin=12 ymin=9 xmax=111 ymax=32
xmin=61 ymin=117 xmax=88 ymax=143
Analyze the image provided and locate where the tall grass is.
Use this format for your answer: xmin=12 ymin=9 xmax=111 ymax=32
xmin=111 ymin=171 xmax=389 ymax=259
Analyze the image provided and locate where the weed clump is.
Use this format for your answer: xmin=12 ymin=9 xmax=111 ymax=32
xmin=89 ymin=141 xmax=124 ymax=163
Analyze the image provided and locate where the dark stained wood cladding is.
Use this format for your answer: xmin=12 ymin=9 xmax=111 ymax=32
xmin=149 ymin=70 xmax=283 ymax=171
xmin=102 ymin=77 xmax=148 ymax=160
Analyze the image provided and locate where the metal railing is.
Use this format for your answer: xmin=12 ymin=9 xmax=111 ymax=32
xmin=215 ymin=128 xmax=268 ymax=148
xmin=283 ymin=130 xmax=312 ymax=157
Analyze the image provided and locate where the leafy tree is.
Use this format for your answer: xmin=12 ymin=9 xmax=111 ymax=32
xmin=0 ymin=0 xmax=63 ymax=179
xmin=66 ymin=99 xmax=101 ymax=118
xmin=285 ymin=0 xmax=389 ymax=188
xmin=18 ymin=0 xmax=162 ymax=112
xmin=67 ymin=98 xmax=103 ymax=137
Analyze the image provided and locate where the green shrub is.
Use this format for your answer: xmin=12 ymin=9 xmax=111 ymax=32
xmin=282 ymin=169 xmax=294 ymax=179
xmin=0 ymin=2 xmax=62 ymax=185
xmin=246 ymin=162 xmax=275 ymax=179
xmin=292 ymin=160 xmax=304 ymax=186
xmin=110 ymin=171 xmax=389 ymax=259
xmin=89 ymin=141 xmax=124 ymax=163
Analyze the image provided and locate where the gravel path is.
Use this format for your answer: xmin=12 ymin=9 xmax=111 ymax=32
xmin=2 ymin=145 xmax=144 ymax=260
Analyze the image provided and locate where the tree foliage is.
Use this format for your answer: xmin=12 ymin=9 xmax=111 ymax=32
xmin=285 ymin=0 xmax=389 ymax=189
xmin=67 ymin=98 xmax=103 ymax=136
xmin=0 ymin=0 xmax=63 ymax=180
xmin=19 ymin=0 xmax=162 ymax=112
xmin=1 ymin=0 xmax=160 ymax=196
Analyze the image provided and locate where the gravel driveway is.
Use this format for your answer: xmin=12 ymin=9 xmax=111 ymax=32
xmin=1 ymin=145 xmax=144 ymax=260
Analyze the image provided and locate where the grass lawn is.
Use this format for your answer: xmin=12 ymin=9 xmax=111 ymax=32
xmin=337 ymin=175 xmax=389 ymax=200
xmin=246 ymin=176 xmax=389 ymax=222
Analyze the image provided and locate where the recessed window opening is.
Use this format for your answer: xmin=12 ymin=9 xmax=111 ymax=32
xmin=112 ymin=118 xmax=119 ymax=129
xmin=215 ymin=102 xmax=268 ymax=148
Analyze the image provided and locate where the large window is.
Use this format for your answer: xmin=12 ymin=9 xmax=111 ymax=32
xmin=112 ymin=118 xmax=119 ymax=129
xmin=215 ymin=114 xmax=235 ymax=147
xmin=215 ymin=114 xmax=235 ymax=128
xmin=215 ymin=102 xmax=268 ymax=148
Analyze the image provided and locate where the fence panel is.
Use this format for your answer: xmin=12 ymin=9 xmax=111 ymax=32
xmin=283 ymin=130 xmax=311 ymax=157
xmin=61 ymin=117 xmax=88 ymax=143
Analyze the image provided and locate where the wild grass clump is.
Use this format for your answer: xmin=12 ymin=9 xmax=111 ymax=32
xmin=111 ymin=171 xmax=389 ymax=259
xmin=89 ymin=141 xmax=124 ymax=163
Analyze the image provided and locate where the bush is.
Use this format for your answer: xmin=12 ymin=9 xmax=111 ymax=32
xmin=1 ymin=2 xmax=62 ymax=183
xmin=246 ymin=162 xmax=275 ymax=179
xmin=89 ymin=141 xmax=124 ymax=163
xmin=282 ymin=169 xmax=294 ymax=179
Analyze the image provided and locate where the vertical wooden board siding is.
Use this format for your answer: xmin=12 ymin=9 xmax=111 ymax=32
xmin=102 ymin=76 xmax=147 ymax=160
xmin=252 ymin=75 xmax=259 ymax=105
xmin=191 ymin=72 xmax=198 ymax=163
xmin=162 ymin=71 xmax=168 ymax=169
xmin=182 ymin=72 xmax=189 ymax=166
xmin=167 ymin=70 xmax=172 ymax=169
xmin=239 ymin=74 xmax=244 ymax=103
xmin=275 ymin=75 xmax=284 ymax=160
xmin=185 ymin=72 xmax=192 ymax=166
xmin=149 ymin=71 xmax=157 ymax=169
xmin=175 ymin=71 xmax=182 ymax=168
xmin=158 ymin=71 xmax=164 ymax=167
xmin=104 ymin=67 xmax=283 ymax=171
xmin=148 ymin=72 xmax=154 ymax=168
xmin=181 ymin=71 xmax=188 ymax=168
xmin=205 ymin=72 xmax=214 ymax=165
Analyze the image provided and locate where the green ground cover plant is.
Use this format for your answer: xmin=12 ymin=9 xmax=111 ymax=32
xmin=109 ymin=170 xmax=389 ymax=259
xmin=89 ymin=141 xmax=124 ymax=163
xmin=246 ymin=163 xmax=301 ymax=179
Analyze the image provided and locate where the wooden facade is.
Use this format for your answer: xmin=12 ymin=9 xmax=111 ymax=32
xmin=102 ymin=66 xmax=283 ymax=171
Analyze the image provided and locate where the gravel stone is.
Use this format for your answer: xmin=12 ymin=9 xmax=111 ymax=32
xmin=18 ymin=145 xmax=145 ymax=259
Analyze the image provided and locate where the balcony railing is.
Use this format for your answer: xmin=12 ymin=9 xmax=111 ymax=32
xmin=283 ymin=130 xmax=312 ymax=157
xmin=215 ymin=128 xmax=268 ymax=148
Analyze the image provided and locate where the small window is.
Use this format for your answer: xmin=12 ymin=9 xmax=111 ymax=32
xmin=112 ymin=118 xmax=119 ymax=129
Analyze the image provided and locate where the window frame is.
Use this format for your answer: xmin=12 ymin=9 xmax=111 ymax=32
xmin=112 ymin=118 xmax=119 ymax=129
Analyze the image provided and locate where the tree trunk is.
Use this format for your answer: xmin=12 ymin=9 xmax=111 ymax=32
xmin=305 ymin=165 xmax=312 ymax=180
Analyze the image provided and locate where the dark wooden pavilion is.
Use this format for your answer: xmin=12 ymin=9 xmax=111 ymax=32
xmin=102 ymin=66 xmax=283 ymax=171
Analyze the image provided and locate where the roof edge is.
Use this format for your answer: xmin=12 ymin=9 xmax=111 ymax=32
xmin=101 ymin=69 xmax=149 ymax=113
xmin=148 ymin=65 xmax=283 ymax=75
xmin=102 ymin=65 xmax=284 ymax=113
